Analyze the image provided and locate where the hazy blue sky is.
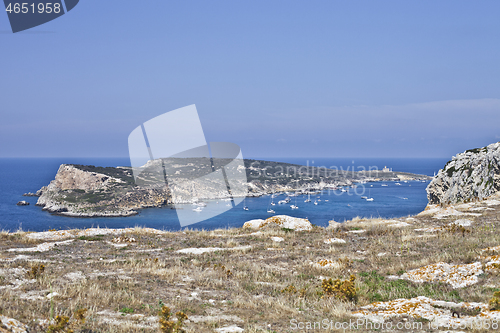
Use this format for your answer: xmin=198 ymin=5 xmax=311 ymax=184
xmin=1 ymin=1 xmax=500 ymax=158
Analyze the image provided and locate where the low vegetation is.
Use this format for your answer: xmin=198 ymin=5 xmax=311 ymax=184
xmin=0 ymin=204 xmax=499 ymax=332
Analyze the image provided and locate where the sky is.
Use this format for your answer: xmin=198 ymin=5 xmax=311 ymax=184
xmin=1 ymin=0 xmax=500 ymax=159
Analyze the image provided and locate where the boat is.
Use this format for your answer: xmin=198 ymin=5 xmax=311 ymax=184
xmin=395 ymin=182 xmax=402 ymax=186
xmin=192 ymin=207 xmax=203 ymax=212
xmin=366 ymin=189 xmax=374 ymax=201
xmin=243 ymin=197 xmax=249 ymax=211
xmin=313 ymin=201 xmax=318 ymax=205
xmin=268 ymin=189 xmax=277 ymax=212
xmin=290 ymin=192 xmax=299 ymax=209
xmin=381 ymin=184 xmax=388 ymax=187
xmin=304 ymin=191 xmax=311 ymax=203
xmin=361 ymin=196 xmax=367 ymax=199
xmin=243 ymin=206 xmax=249 ymax=211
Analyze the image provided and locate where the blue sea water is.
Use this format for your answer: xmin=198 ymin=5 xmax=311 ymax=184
xmin=0 ymin=157 xmax=449 ymax=232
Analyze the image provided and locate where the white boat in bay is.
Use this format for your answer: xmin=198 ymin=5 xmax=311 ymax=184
xmin=192 ymin=207 xmax=203 ymax=212
xmin=365 ymin=189 xmax=374 ymax=201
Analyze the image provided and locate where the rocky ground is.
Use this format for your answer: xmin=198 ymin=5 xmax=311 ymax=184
xmin=1 ymin=197 xmax=500 ymax=332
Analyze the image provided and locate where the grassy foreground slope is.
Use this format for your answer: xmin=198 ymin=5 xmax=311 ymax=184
xmin=1 ymin=199 xmax=499 ymax=332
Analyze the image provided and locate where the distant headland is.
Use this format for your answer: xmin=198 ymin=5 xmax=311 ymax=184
xmin=23 ymin=159 xmax=430 ymax=218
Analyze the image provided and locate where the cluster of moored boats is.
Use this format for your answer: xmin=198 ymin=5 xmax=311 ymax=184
xmin=190 ymin=180 xmax=428 ymax=213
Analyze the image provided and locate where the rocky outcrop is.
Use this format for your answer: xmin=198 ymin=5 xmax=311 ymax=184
xmin=243 ymin=215 xmax=312 ymax=231
xmin=427 ymin=142 xmax=500 ymax=204
xmin=36 ymin=164 xmax=170 ymax=217
xmin=48 ymin=164 xmax=125 ymax=191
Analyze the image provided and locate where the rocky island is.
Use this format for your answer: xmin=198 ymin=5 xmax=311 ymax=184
xmin=27 ymin=159 xmax=430 ymax=217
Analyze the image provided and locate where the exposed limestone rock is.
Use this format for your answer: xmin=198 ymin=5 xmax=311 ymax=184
xmin=241 ymin=219 xmax=266 ymax=229
xmin=25 ymin=227 xmax=168 ymax=241
xmin=7 ymin=240 xmax=74 ymax=252
xmin=51 ymin=164 xmax=124 ymax=191
xmin=175 ymin=246 xmax=251 ymax=255
xmin=214 ymin=325 xmax=244 ymax=333
xmin=399 ymin=262 xmax=483 ymax=288
xmin=324 ymin=238 xmax=346 ymax=244
xmin=243 ymin=215 xmax=312 ymax=231
xmin=327 ymin=220 xmax=342 ymax=229
xmin=352 ymin=296 xmax=500 ymax=328
xmin=427 ymin=142 xmax=500 ymax=204
xmin=0 ymin=315 xmax=28 ymax=333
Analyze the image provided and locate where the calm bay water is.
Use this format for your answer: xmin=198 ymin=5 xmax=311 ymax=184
xmin=0 ymin=157 xmax=448 ymax=232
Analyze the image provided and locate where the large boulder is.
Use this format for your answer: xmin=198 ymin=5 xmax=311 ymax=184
xmin=243 ymin=215 xmax=312 ymax=231
xmin=427 ymin=142 xmax=500 ymax=204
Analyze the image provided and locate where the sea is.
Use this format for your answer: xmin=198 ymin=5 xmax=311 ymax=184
xmin=0 ymin=157 xmax=448 ymax=232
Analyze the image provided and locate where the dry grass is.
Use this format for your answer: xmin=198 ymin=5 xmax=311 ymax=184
xmin=0 ymin=206 xmax=500 ymax=332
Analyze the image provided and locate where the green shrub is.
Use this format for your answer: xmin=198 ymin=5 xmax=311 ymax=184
xmin=119 ymin=307 xmax=134 ymax=314
xmin=78 ymin=235 xmax=104 ymax=241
